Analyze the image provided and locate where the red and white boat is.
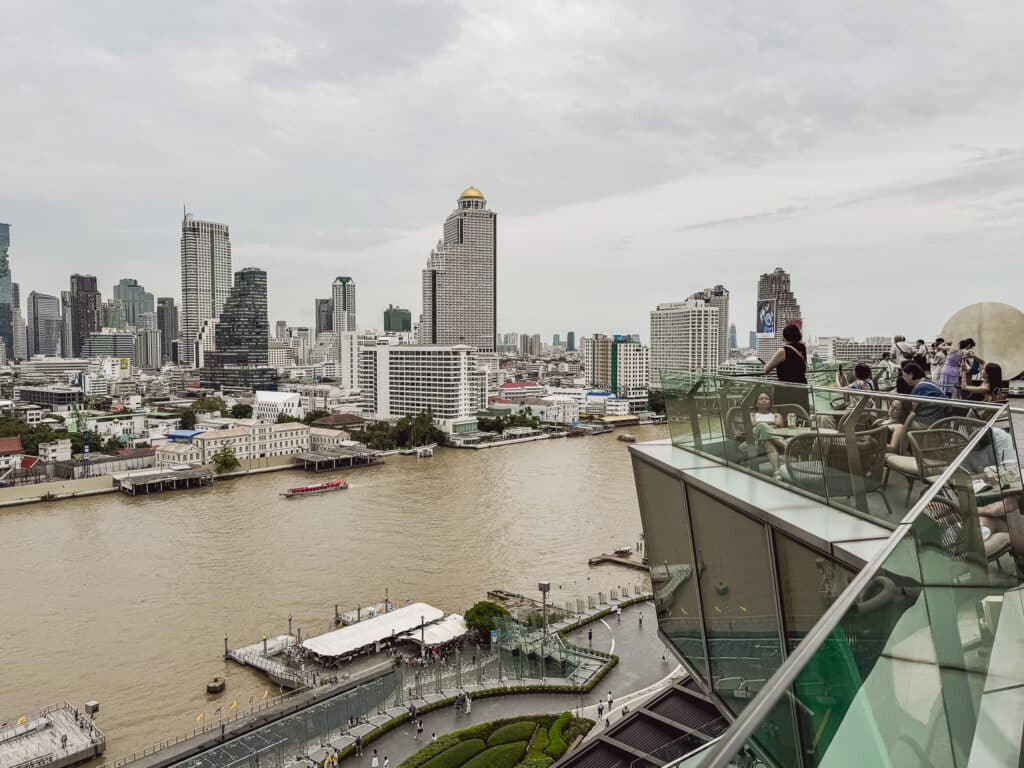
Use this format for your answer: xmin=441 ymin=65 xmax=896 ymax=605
xmin=280 ymin=478 xmax=349 ymax=498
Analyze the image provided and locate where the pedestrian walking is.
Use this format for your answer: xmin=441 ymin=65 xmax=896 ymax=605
xmin=431 ymin=733 xmax=437 ymax=742
xmin=465 ymin=694 xmax=472 ymax=715
xmin=383 ymin=757 xmax=389 ymax=768
xmin=607 ymin=691 xmax=613 ymax=708
xmin=616 ymin=606 xmax=621 ymax=622
xmin=355 ymin=736 xmax=362 ymax=756
xmin=638 ymin=611 xmax=643 ymax=627
xmin=661 ymin=649 xmax=667 ymax=662
xmin=417 ymin=719 xmax=424 ymax=740
xmin=371 ymin=750 xmax=379 ymax=768
xmin=588 ymin=627 xmax=592 ymax=647
xmin=597 ymin=701 xmax=604 ymax=718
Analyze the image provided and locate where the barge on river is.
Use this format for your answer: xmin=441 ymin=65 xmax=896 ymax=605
xmin=281 ymin=478 xmax=348 ymax=498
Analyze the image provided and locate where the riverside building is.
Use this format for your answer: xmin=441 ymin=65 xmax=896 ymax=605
xmin=583 ymin=333 xmax=650 ymax=412
xmin=418 ymin=187 xmax=497 ymax=351
xmin=180 ymin=212 xmax=232 ymax=367
xmin=358 ymin=342 xmax=483 ymax=434
xmin=649 ymin=299 xmax=721 ymax=388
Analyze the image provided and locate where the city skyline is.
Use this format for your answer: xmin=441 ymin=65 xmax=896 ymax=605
xmin=3 ymin=4 xmax=1022 ymax=340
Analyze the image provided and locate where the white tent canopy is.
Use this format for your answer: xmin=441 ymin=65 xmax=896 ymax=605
xmin=301 ymin=602 xmax=444 ymax=659
xmin=398 ymin=614 xmax=468 ymax=647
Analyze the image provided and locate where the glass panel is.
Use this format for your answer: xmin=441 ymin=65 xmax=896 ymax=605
xmin=687 ymin=488 xmax=781 ymax=714
xmin=633 ymin=457 xmax=707 ymax=681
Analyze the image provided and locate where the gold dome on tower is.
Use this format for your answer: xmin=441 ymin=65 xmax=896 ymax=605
xmin=459 ymin=186 xmax=484 ymax=199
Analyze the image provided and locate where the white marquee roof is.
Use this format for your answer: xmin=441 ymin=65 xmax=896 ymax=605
xmin=398 ymin=614 xmax=468 ymax=647
xmin=301 ymin=602 xmax=444 ymax=658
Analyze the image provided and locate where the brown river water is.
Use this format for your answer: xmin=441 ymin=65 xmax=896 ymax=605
xmin=0 ymin=426 xmax=665 ymax=758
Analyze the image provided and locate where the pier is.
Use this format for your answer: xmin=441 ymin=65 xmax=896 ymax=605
xmin=115 ymin=469 xmax=214 ymax=496
xmin=0 ymin=702 xmax=105 ymax=768
xmin=292 ymin=448 xmax=382 ymax=473
xmin=587 ymin=553 xmax=649 ymax=571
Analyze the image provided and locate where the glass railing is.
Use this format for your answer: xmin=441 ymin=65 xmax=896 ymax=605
xmin=688 ymin=403 xmax=1024 ymax=768
xmin=662 ymin=371 xmax=1015 ymax=529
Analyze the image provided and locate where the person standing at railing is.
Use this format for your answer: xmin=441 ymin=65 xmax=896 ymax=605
xmin=763 ymin=324 xmax=808 ymax=408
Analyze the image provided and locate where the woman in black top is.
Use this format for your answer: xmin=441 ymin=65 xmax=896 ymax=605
xmin=764 ymin=323 xmax=809 ymax=407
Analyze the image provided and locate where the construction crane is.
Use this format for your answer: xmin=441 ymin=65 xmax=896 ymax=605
xmin=69 ymin=394 xmax=97 ymax=478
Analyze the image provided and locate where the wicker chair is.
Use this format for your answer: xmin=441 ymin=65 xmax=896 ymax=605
xmin=929 ymin=416 xmax=989 ymax=441
xmin=884 ymin=429 xmax=969 ymax=507
xmin=781 ymin=425 xmax=893 ymax=515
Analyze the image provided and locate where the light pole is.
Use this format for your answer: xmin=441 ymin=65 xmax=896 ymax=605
xmin=539 ymin=581 xmax=550 ymax=682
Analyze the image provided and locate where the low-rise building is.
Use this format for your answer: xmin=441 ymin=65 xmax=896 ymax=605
xmin=157 ymin=421 xmax=311 ymax=466
xmin=0 ymin=436 xmax=23 ymax=469
xmin=254 ymin=391 xmax=304 ymax=422
xmin=309 ymin=427 xmax=354 ymax=450
xmin=38 ymin=439 xmax=72 ymax=462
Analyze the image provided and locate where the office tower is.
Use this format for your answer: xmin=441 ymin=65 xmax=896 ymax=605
xmin=728 ymin=323 xmax=737 ymax=351
xmin=27 ymin=291 xmax=62 ymax=357
xmin=315 ymin=298 xmax=333 ymax=336
xmin=585 ymin=334 xmax=650 ymax=411
xmin=383 ymin=304 xmax=412 ymax=333
xmin=201 ymin=267 xmax=276 ymax=391
xmin=359 ymin=342 xmax=484 ymax=434
xmin=60 ymin=291 xmax=72 ymax=357
xmin=135 ymin=328 xmax=162 ymax=371
xmin=12 ymin=283 xmax=26 ymax=361
xmin=156 ymin=297 xmax=178 ymax=364
xmin=755 ymin=267 xmax=802 ymax=360
xmin=275 ymin=320 xmax=288 ymax=340
xmin=501 ymin=332 xmax=518 ymax=349
xmin=688 ymin=285 xmax=730 ymax=365
xmin=102 ymin=299 xmax=125 ymax=329
xmin=331 ymin=277 xmax=356 ymax=333
xmin=180 ymin=212 xmax=232 ymax=367
xmin=68 ymin=274 xmax=102 ymax=357
xmin=649 ymin=300 xmax=721 ymax=387
xmin=112 ymin=278 xmax=154 ymax=327
xmin=529 ymin=334 xmax=541 ymax=356
xmin=0 ymin=224 xmax=14 ymax=360
xmin=553 ymin=333 xmax=561 ymax=348
xmin=567 ymin=331 xmax=576 ymax=352
xmin=137 ymin=311 xmax=157 ymax=330
xmin=748 ymin=330 xmax=757 ymax=349
xmin=418 ymin=187 xmax=496 ymax=351
xmin=519 ymin=333 xmax=530 ymax=356
xmin=82 ymin=329 xmax=136 ymax=358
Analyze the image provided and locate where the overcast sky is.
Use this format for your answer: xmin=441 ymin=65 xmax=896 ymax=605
xmin=3 ymin=1 xmax=1023 ymax=343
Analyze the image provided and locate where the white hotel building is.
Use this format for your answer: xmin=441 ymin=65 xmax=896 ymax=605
xmin=649 ymin=299 xmax=721 ymax=388
xmin=359 ymin=342 xmax=484 ymax=434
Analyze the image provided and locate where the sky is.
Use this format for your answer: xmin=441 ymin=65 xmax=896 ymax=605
xmin=3 ymin=1 xmax=1024 ymax=343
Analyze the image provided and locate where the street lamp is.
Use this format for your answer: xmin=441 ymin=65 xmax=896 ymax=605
xmin=538 ymin=581 xmax=550 ymax=681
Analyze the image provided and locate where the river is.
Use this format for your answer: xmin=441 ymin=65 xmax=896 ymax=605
xmin=0 ymin=425 xmax=665 ymax=757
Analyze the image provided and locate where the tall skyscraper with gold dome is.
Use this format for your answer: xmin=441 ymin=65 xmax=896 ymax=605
xmin=418 ymin=186 xmax=496 ymax=352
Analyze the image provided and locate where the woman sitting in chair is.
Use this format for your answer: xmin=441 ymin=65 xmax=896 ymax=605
xmin=875 ymin=399 xmax=910 ymax=453
xmin=750 ymin=392 xmax=786 ymax=479
xmin=960 ymin=362 xmax=1004 ymax=403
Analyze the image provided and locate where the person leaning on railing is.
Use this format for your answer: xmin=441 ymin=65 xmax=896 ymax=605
xmin=763 ymin=323 xmax=809 ymax=408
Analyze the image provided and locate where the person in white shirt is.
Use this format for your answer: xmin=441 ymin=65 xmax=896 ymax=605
xmin=890 ymin=335 xmax=914 ymax=366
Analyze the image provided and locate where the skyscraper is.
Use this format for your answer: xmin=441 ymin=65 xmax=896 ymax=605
xmin=60 ymin=291 xmax=72 ymax=357
xmin=156 ymin=297 xmax=179 ymax=364
xmin=649 ymin=300 xmax=721 ymax=387
xmin=332 ymin=277 xmax=356 ymax=332
xmin=113 ymin=278 xmax=155 ymax=327
xmin=101 ymin=299 xmax=125 ymax=329
xmin=0 ymin=224 xmax=15 ymax=360
xmin=201 ymin=267 xmax=276 ymax=391
xmin=315 ymin=298 xmax=333 ymax=336
xmin=728 ymin=323 xmax=737 ymax=351
xmin=68 ymin=274 xmax=102 ymax=357
xmin=27 ymin=291 xmax=62 ymax=357
xmin=12 ymin=283 xmax=26 ymax=361
xmin=755 ymin=267 xmax=802 ymax=360
xmin=567 ymin=331 xmax=576 ymax=352
xmin=553 ymin=333 xmax=561 ymax=348
xmin=275 ymin=320 xmax=288 ymax=340
xmin=180 ymin=212 xmax=232 ymax=367
xmin=383 ymin=304 xmax=412 ymax=333
xmin=689 ymin=285 xmax=729 ymax=365
xmin=418 ymin=187 xmax=496 ymax=351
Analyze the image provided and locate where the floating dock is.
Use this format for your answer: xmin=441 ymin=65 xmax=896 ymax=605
xmin=0 ymin=702 xmax=105 ymax=768
xmin=587 ymin=553 xmax=649 ymax=571
xmin=292 ymin=448 xmax=382 ymax=473
xmin=114 ymin=468 xmax=214 ymax=495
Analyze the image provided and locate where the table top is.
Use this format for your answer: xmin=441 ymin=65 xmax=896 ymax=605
xmin=973 ymin=470 xmax=1023 ymax=503
xmin=769 ymin=426 xmax=839 ymax=439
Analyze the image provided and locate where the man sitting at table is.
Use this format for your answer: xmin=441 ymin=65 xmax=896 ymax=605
xmin=900 ymin=363 xmax=948 ymax=426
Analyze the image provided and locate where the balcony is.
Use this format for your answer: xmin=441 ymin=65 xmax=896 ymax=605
xmin=629 ymin=372 xmax=1024 ymax=767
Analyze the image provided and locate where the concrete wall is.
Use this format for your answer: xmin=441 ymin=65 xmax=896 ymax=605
xmin=0 ymin=475 xmax=114 ymax=505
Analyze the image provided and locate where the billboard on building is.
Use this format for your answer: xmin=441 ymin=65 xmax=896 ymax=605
xmin=756 ymin=299 xmax=776 ymax=339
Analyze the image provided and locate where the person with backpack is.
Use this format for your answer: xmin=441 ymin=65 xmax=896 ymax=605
xmin=890 ymin=335 xmax=914 ymax=366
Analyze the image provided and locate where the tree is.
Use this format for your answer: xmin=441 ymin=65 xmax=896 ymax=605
xmin=191 ymin=396 xmax=227 ymax=414
xmin=647 ymin=389 xmax=666 ymax=414
xmin=179 ymin=410 xmax=197 ymax=429
xmin=464 ymin=601 xmax=510 ymax=636
xmin=231 ymin=403 xmax=252 ymax=419
xmin=101 ymin=435 xmax=123 ymax=454
xmin=302 ymin=409 xmax=329 ymax=425
xmin=211 ymin=448 xmax=240 ymax=474
xmin=276 ymin=413 xmax=300 ymax=424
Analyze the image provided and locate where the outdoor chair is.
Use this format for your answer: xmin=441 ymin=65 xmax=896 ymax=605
xmin=780 ymin=425 xmax=893 ymax=515
xmin=884 ymin=429 xmax=969 ymax=507
xmin=929 ymin=416 xmax=989 ymax=441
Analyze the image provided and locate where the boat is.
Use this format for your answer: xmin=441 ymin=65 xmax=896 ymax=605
xmin=566 ymin=428 xmax=586 ymax=437
xmin=280 ymin=479 xmax=349 ymax=497
xmin=207 ymin=677 xmax=226 ymax=694
xmin=618 ymin=433 xmax=637 ymax=443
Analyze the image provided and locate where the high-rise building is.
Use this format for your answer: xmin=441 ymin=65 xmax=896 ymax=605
xmin=553 ymin=333 xmax=561 ymax=348
xmin=418 ymin=187 xmax=496 ymax=351
xmin=331 ymin=277 xmax=356 ymax=333
xmin=518 ymin=333 xmax=530 ymax=357
xmin=748 ymin=330 xmax=757 ymax=349
xmin=275 ymin=320 xmax=288 ymax=340
xmin=567 ymin=331 xmax=576 ymax=352
xmin=12 ymin=283 xmax=26 ymax=361
xmin=101 ymin=299 xmax=125 ymax=329
xmin=113 ymin=278 xmax=154 ymax=327
xmin=383 ymin=304 xmax=412 ymax=333
xmin=688 ymin=285 xmax=729 ymax=365
xmin=359 ymin=342 xmax=483 ymax=434
xmin=529 ymin=334 xmax=541 ymax=356
xmin=585 ymin=334 xmax=650 ymax=412
xmin=156 ymin=297 xmax=178 ymax=364
xmin=180 ymin=212 xmax=232 ymax=367
xmin=68 ymin=274 xmax=102 ymax=357
xmin=60 ymin=291 xmax=72 ymax=358
xmin=0 ymin=224 xmax=14 ymax=361
xmin=27 ymin=291 xmax=62 ymax=357
xmin=134 ymin=328 xmax=162 ymax=371
xmin=315 ymin=298 xmax=333 ymax=336
xmin=649 ymin=300 xmax=721 ymax=387
xmin=81 ymin=329 xmax=136 ymax=358
xmin=201 ymin=267 xmax=276 ymax=391
xmin=728 ymin=323 xmax=737 ymax=351
xmin=755 ymin=268 xmax=802 ymax=360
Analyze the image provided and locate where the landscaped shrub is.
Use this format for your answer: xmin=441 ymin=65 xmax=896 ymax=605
xmin=397 ymin=734 xmax=460 ymax=768
xmin=526 ymin=725 xmax=549 ymax=757
xmin=486 ymin=721 xmax=536 ymax=747
xmin=544 ymin=712 xmax=572 ymax=759
xmin=519 ymin=756 xmax=554 ymax=768
xmin=461 ymin=741 xmax=528 ymax=768
xmin=420 ymin=739 xmax=486 ymax=768
xmin=562 ymin=717 xmax=596 ymax=746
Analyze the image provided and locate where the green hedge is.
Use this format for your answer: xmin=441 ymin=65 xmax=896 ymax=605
xmin=396 ymin=734 xmax=460 ymax=768
xmin=487 ymin=721 xmax=536 ymax=747
xmin=420 ymin=739 xmax=485 ymax=768
xmin=563 ymin=717 xmax=595 ymax=746
xmin=462 ymin=741 xmax=528 ymax=768
xmin=519 ymin=756 xmax=554 ymax=768
xmin=544 ymin=712 xmax=572 ymax=759
xmin=527 ymin=725 xmax=549 ymax=758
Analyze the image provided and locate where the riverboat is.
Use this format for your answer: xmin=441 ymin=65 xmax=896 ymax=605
xmin=617 ymin=433 xmax=637 ymax=443
xmin=280 ymin=478 xmax=348 ymax=498
xmin=566 ymin=428 xmax=586 ymax=437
